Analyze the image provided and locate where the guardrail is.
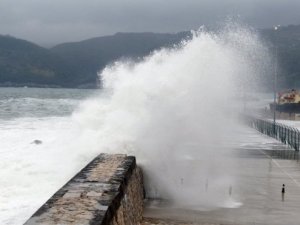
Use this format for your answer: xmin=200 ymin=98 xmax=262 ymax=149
xmin=244 ymin=115 xmax=300 ymax=151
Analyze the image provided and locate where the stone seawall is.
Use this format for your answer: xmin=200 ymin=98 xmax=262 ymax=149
xmin=25 ymin=154 xmax=144 ymax=225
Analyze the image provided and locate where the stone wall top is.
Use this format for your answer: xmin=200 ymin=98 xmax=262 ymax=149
xmin=25 ymin=153 xmax=137 ymax=225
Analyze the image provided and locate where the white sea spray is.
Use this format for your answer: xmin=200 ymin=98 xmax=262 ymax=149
xmin=72 ymin=23 xmax=270 ymax=208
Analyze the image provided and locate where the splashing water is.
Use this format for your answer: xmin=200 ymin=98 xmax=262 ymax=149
xmin=72 ymin=24 xmax=269 ymax=209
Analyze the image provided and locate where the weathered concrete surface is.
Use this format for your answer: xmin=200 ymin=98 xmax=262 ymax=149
xmin=25 ymin=154 xmax=144 ymax=225
xmin=141 ymin=217 xmax=228 ymax=225
xmin=143 ymin=127 xmax=300 ymax=225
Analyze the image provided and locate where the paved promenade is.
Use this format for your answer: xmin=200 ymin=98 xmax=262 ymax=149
xmin=143 ymin=126 xmax=300 ymax=225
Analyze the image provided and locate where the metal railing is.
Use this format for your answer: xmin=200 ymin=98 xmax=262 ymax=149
xmin=244 ymin=115 xmax=300 ymax=151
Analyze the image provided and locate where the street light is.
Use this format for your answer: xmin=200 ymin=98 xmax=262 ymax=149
xmin=273 ymin=25 xmax=280 ymax=134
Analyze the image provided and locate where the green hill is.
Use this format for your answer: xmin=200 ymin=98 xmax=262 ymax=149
xmin=0 ymin=35 xmax=80 ymax=88
xmin=0 ymin=27 xmax=299 ymax=89
xmin=50 ymin=32 xmax=191 ymax=87
xmin=0 ymin=32 xmax=190 ymax=88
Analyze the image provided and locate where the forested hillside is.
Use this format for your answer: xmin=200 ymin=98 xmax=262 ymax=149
xmin=0 ymin=32 xmax=190 ymax=88
xmin=50 ymin=32 xmax=190 ymax=87
xmin=0 ymin=26 xmax=299 ymax=89
xmin=0 ymin=35 xmax=81 ymax=88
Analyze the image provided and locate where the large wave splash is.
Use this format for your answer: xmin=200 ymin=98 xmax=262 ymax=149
xmin=71 ymin=23 xmax=269 ymax=208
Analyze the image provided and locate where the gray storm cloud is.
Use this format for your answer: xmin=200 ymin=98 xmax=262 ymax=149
xmin=0 ymin=0 xmax=299 ymax=46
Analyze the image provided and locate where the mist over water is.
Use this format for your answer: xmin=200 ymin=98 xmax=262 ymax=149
xmin=72 ymin=23 xmax=269 ymax=208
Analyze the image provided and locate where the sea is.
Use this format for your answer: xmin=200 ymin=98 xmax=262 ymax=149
xmin=0 ymin=87 xmax=98 ymax=225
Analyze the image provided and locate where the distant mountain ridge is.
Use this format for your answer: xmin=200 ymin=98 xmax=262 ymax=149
xmin=0 ymin=26 xmax=299 ymax=89
xmin=0 ymin=34 xmax=73 ymax=87
xmin=50 ymin=32 xmax=191 ymax=87
xmin=0 ymin=32 xmax=191 ymax=88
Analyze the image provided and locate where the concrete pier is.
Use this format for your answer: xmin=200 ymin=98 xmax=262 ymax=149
xmin=25 ymin=154 xmax=144 ymax=225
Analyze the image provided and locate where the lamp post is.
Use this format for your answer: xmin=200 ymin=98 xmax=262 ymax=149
xmin=273 ymin=25 xmax=280 ymax=134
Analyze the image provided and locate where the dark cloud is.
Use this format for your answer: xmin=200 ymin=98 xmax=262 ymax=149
xmin=0 ymin=0 xmax=299 ymax=46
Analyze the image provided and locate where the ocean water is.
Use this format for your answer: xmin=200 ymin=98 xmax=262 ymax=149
xmin=0 ymin=87 xmax=98 ymax=225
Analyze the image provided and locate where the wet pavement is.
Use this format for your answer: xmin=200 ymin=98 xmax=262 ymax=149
xmin=143 ymin=127 xmax=300 ymax=225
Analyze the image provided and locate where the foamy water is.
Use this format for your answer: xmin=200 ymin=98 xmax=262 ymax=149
xmin=1 ymin=24 xmax=273 ymax=224
xmin=0 ymin=88 xmax=97 ymax=225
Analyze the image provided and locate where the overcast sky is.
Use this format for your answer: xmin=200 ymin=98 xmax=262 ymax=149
xmin=0 ymin=0 xmax=300 ymax=46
